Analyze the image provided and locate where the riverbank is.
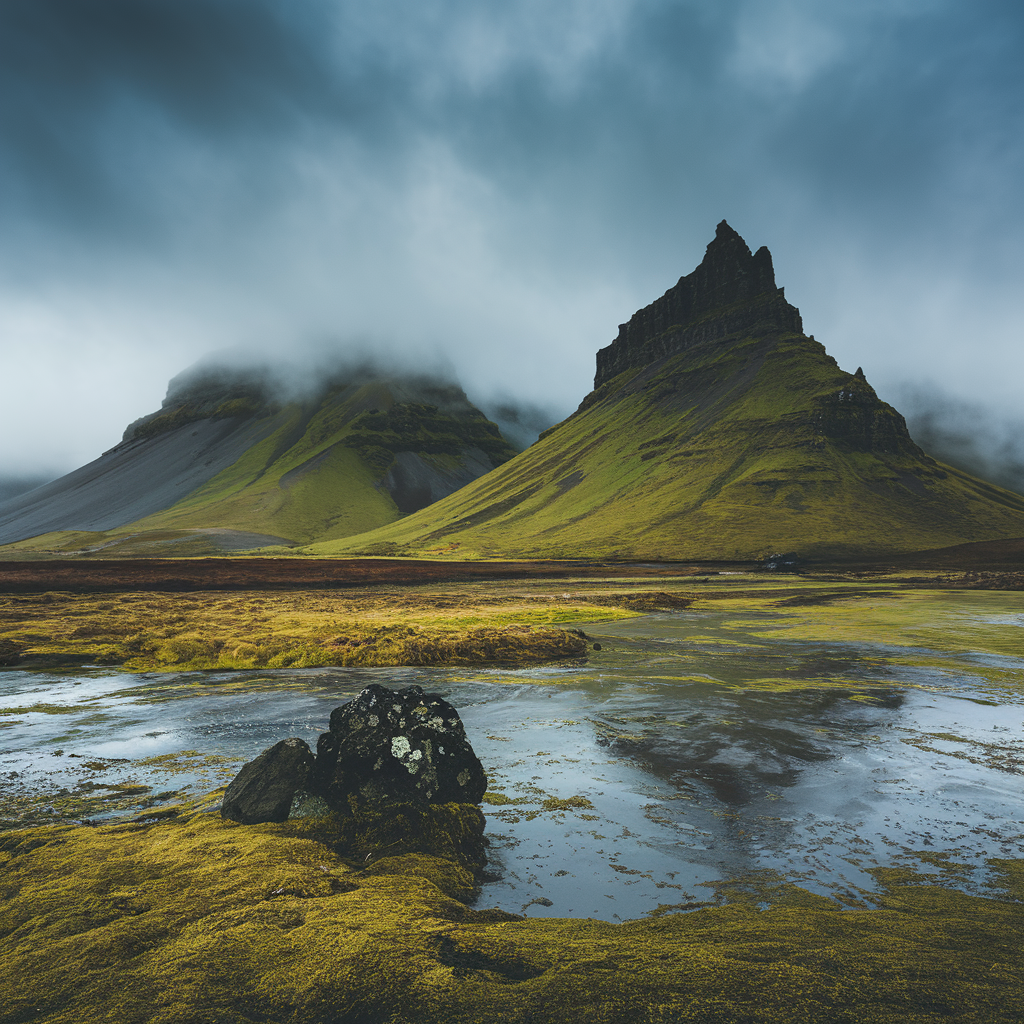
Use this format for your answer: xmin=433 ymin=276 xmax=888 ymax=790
xmin=2 ymin=565 xmax=1021 ymax=672
xmin=3 ymin=574 xmax=1024 ymax=1020
xmin=2 ymin=798 xmax=1021 ymax=1023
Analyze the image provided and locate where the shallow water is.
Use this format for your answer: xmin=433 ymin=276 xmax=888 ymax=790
xmin=2 ymin=605 xmax=1023 ymax=921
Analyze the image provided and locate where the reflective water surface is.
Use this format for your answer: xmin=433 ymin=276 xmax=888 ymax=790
xmin=2 ymin=606 xmax=1023 ymax=921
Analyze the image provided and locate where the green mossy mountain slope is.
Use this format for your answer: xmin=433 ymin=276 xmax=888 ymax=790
xmin=128 ymin=374 xmax=518 ymax=544
xmin=312 ymin=227 xmax=1024 ymax=561
xmin=2 ymin=367 xmax=517 ymax=556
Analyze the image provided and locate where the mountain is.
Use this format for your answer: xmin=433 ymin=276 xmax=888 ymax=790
xmin=309 ymin=222 xmax=1024 ymax=561
xmin=0 ymin=363 xmax=517 ymax=556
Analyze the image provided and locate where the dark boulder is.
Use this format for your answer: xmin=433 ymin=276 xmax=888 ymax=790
xmin=312 ymin=683 xmax=487 ymax=811
xmin=221 ymin=737 xmax=314 ymax=824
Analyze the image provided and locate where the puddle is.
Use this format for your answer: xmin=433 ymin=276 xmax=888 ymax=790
xmin=2 ymin=606 xmax=1023 ymax=921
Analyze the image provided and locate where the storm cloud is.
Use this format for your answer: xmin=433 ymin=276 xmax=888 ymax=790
xmin=1 ymin=0 xmax=1021 ymax=488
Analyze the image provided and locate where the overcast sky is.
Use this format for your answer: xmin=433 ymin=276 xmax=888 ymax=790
xmin=1 ymin=0 xmax=1022 ymax=480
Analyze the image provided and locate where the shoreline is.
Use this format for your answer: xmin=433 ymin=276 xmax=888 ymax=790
xmin=3 ymin=797 xmax=1022 ymax=1023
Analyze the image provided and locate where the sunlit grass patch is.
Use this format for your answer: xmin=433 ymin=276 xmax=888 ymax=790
xmin=0 ymin=584 xmax=655 ymax=671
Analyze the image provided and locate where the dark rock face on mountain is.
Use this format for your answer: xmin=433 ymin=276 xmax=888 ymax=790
xmin=313 ymin=684 xmax=488 ymax=811
xmin=812 ymin=370 xmax=920 ymax=457
xmin=595 ymin=220 xmax=803 ymax=388
xmin=221 ymin=738 xmax=315 ymax=825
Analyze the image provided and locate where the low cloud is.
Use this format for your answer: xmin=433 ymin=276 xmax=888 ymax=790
xmin=898 ymin=384 xmax=1024 ymax=496
xmin=0 ymin=0 xmax=1021 ymax=478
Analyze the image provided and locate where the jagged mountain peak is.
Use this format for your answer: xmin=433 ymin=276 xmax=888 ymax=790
xmin=692 ymin=219 xmax=778 ymax=309
xmin=595 ymin=222 xmax=801 ymax=387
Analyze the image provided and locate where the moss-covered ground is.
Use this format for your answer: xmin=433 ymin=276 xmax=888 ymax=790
xmin=3 ymin=570 xmax=1023 ymax=1020
xmin=1 ymin=799 xmax=1022 ymax=1023
xmin=0 ymin=584 xmax=655 ymax=671
xmin=1 ymin=570 xmax=1020 ymax=673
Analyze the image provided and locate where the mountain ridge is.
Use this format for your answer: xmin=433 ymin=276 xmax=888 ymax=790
xmin=595 ymin=220 xmax=802 ymax=388
xmin=0 ymin=363 xmax=517 ymax=556
xmin=309 ymin=225 xmax=1024 ymax=561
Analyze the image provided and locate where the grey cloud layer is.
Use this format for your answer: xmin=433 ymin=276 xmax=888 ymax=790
xmin=7 ymin=1 xmax=1019 ymax=242
xmin=0 ymin=0 xmax=1021 ymax=482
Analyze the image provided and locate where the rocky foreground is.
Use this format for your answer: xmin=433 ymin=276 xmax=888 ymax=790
xmin=2 ymin=684 xmax=1024 ymax=1023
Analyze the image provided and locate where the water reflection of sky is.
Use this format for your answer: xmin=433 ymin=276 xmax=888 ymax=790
xmin=1 ymin=609 xmax=1023 ymax=921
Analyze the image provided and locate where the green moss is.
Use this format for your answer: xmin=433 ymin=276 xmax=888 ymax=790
xmin=540 ymin=795 xmax=595 ymax=812
xmin=126 ymin=394 xmax=272 ymax=441
xmin=343 ymin=401 xmax=516 ymax=469
xmin=481 ymin=792 xmax=528 ymax=806
xmin=2 ymin=806 xmax=1023 ymax=1023
xmin=123 ymin=426 xmax=402 ymax=547
xmin=0 ymin=587 xmax=615 ymax=672
xmin=288 ymin=800 xmax=489 ymax=876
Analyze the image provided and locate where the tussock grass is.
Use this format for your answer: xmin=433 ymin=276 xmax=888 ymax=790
xmin=3 ymin=571 xmax=1021 ymax=672
xmin=0 ymin=584 xmax=646 ymax=670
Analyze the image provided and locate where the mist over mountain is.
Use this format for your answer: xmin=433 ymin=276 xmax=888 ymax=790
xmin=0 ymin=358 xmax=518 ymax=555
xmin=476 ymin=398 xmax=564 ymax=453
xmin=0 ymin=1 xmax=1021 ymax=484
xmin=900 ymin=389 xmax=1024 ymax=498
xmin=0 ymin=475 xmax=57 ymax=506
xmin=4 ymin=222 xmax=1023 ymax=562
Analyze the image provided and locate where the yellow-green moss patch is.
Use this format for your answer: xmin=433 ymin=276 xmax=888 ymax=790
xmin=1 ymin=805 xmax=1023 ymax=1023
xmin=0 ymin=585 xmax=646 ymax=671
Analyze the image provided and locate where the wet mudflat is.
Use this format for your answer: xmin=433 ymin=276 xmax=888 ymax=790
xmin=1 ymin=590 xmax=1022 ymax=922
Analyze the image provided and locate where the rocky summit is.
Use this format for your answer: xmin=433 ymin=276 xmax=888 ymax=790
xmin=595 ymin=220 xmax=802 ymax=388
xmin=314 ymin=223 xmax=1024 ymax=561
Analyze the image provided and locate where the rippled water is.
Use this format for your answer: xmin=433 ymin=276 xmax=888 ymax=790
xmin=2 ymin=605 xmax=1023 ymax=921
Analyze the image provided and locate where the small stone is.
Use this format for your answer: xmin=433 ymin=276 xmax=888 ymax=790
xmin=221 ymin=738 xmax=314 ymax=825
xmin=288 ymin=789 xmax=331 ymax=819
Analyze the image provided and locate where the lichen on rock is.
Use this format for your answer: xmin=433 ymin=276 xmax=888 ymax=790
xmin=312 ymin=683 xmax=488 ymax=811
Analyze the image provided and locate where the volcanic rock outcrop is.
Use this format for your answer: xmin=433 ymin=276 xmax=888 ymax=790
xmin=221 ymin=737 xmax=315 ymax=825
xmin=313 ymin=684 xmax=487 ymax=810
xmin=315 ymin=223 xmax=1024 ymax=561
xmin=595 ymin=220 xmax=803 ymax=387
xmin=220 ymin=684 xmax=487 ymax=826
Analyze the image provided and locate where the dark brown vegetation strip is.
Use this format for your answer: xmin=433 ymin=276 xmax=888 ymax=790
xmin=0 ymin=558 xmax=723 ymax=593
